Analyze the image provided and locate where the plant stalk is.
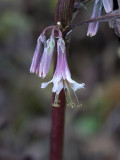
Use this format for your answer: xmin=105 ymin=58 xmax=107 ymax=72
xmin=50 ymin=0 xmax=75 ymax=160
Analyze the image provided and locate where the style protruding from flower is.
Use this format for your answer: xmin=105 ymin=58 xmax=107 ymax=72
xmin=30 ymin=22 xmax=85 ymax=107
xmin=87 ymin=0 xmax=113 ymax=37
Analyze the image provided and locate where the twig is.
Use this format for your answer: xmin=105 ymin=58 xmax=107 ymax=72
xmin=63 ymin=9 xmax=120 ymax=37
xmin=74 ymin=0 xmax=92 ymax=12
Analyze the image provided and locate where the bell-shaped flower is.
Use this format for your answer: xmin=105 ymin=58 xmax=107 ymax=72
xmin=87 ymin=0 xmax=113 ymax=37
xmin=87 ymin=0 xmax=102 ymax=37
xmin=30 ymin=34 xmax=46 ymax=74
xmin=39 ymin=35 xmax=55 ymax=78
xmin=102 ymin=0 xmax=113 ymax=13
xmin=41 ymin=37 xmax=85 ymax=105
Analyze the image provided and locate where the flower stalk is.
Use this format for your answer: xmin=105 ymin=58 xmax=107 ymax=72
xmin=50 ymin=1 xmax=75 ymax=160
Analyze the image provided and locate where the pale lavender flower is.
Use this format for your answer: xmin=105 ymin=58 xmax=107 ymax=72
xmin=30 ymin=34 xmax=46 ymax=74
xmin=30 ymin=25 xmax=85 ymax=107
xmin=87 ymin=0 xmax=113 ymax=37
xmin=102 ymin=0 xmax=113 ymax=13
xmin=41 ymin=37 xmax=85 ymax=106
xmin=87 ymin=0 xmax=102 ymax=37
xmin=39 ymin=34 xmax=55 ymax=78
xmin=30 ymin=27 xmax=55 ymax=78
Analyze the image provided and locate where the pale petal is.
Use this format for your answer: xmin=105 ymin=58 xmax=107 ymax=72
xmin=57 ymin=38 xmax=65 ymax=53
xmin=56 ymin=81 xmax=64 ymax=94
xmin=102 ymin=0 xmax=113 ymax=13
xmin=52 ymin=80 xmax=63 ymax=94
xmin=71 ymin=82 xmax=85 ymax=91
xmin=39 ymin=36 xmax=55 ymax=78
xmin=87 ymin=0 xmax=102 ymax=37
xmin=65 ymin=69 xmax=85 ymax=91
xmin=54 ymin=44 xmax=63 ymax=77
xmin=66 ymin=75 xmax=85 ymax=91
xmin=41 ymin=80 xmax=53 ymax=88
xmin=30 ymin=36 xmax=44 ymax=73
xmin=62 ymin=50 xmax=71 ymax=79
xmin=87 ymin=22 xmax=100 ymax=37
xmin=38 ymin=47 xmax=47 ymax=77
xmin=118 ymin=0 xmax=120 ymax=8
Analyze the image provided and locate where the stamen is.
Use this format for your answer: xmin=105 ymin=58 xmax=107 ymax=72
xmin=73 ymin=90 xmax=82 ymax=108
xmin=52 ymin=94 xmax=60 ymax=107
xmin=65 ymin=81 xmax=83 ymax=108
xmin=66 ymin=84 xmax=74 ymax=108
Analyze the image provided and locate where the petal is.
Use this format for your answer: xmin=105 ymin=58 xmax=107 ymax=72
xmin=38 ymin=47 xmax=47 ymax=77
xmin=52 ymin=80 xmax=63 ymax=94
xmin=56 ymin=38 xmax=71 ymax=80
xmin=118 ymin=0 xmax=120 ymax=8
xmin=30 ymin=36 xmax=44 ymax=73
xmin=62 ymin=49 xmax=71 ymax=79
xmin=41 ymin=79 xmax=53 ymax=88
xmin=40 ymin=34 xmax=46 ymax=44
xmin=39 ymin=36 xmax=55 ymax=78
xmin=53 ymin=40 xmax=64 ymax=78
xmin=87 ymin=22 xmax=100 ymax=37
xmin=87 ymin=0 xmax=102 ymax=37
xmin=66 ymin=75 xmax=85 ymax=91
xmin=103 ymin=0 xmax=113 ymax=13
xmin=71 ymin=82 xmax=85 ymax=91
xmin=57 ymin=38 xmax=65 ymax=53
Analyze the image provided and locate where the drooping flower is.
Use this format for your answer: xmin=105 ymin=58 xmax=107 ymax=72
xmin=87 ymin=0 xmax=113 ymax=37
xmin=30 ymin=27 xmax=55 ymax=78
xmin=30 ymin=34 xmax=46 ymax=74
xmin=39 ymin=34 xmax=55 ymax=78
xmin=87 ymin=0 xmax=102 ymax=37
xmin=102 ymin=0 xmax=113 ymax=13
xmin=41 ymin=37 xmax=85 ymax=107
xmin=30 ymin=23 xmax=85 ymax=107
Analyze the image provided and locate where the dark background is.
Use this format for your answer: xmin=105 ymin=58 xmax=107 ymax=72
xmin=0 ymin=0 xmax=120 ymax=160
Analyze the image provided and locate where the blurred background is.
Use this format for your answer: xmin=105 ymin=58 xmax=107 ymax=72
xmin=0 ymin=0 xmax=120 ymax=160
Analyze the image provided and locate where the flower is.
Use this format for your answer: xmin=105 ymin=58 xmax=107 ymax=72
xmin=41 ymin=37 xmax=85 ymax=107
xmin=39 ymin=34 xmax=55 ymax=78
xmin=30 ymin=28 xmax=55 ymax=78
xmin=30 ymin=24 xmax=85 ymax=107
xmin=87 ymin=0 xmax=102 ymax=37
xmin=30 ymin=34 xmax=46 ymax=74
xmin=87 ymin=0 xmax=113 ymax=37
xmin=102 ymin=0 xmax=113 ymax=13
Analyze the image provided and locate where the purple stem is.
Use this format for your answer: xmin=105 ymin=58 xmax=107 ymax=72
xmin=49 ymin=0 xmax=75 ymax=160
xmin=50 ymin=91 xmax=65 ymax=160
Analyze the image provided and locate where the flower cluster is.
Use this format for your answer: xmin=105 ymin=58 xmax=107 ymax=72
xmin=30 ymin=23 xmax=85 ymax=107
xmin=87 ymin=0 xmax=114 ymax=37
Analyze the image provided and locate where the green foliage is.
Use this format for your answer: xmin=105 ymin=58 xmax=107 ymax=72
xmin=0 ymin=12 xmax=32 ymax=41
xmin=75 ymin=116 xmax=101 ymax=137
